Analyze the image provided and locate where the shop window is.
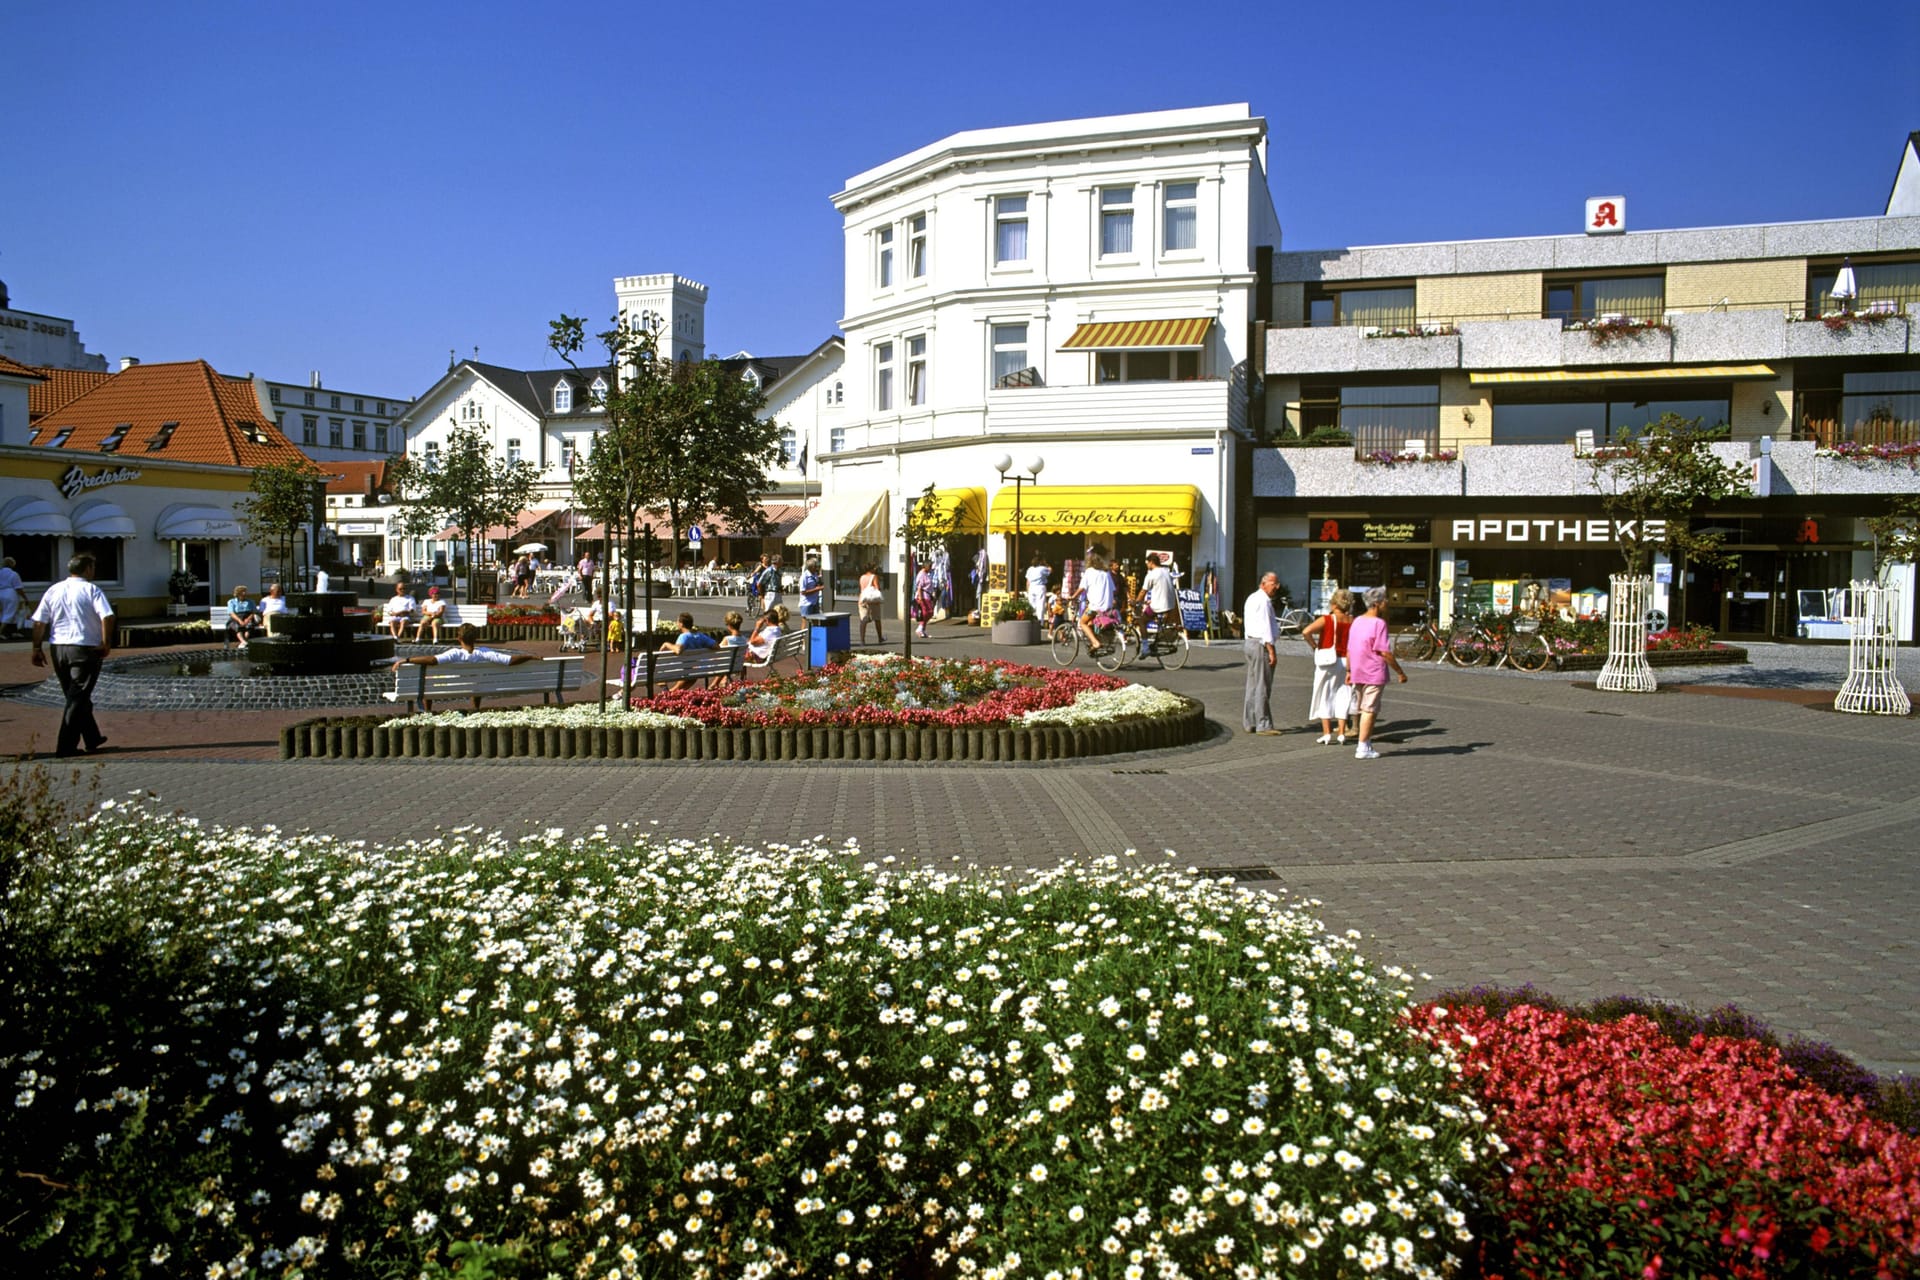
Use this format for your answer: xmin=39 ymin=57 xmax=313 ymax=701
xmin=1809 ymin=258 xmax=1920 ymax=316
xmin=1306 ymin=285 xmax=1415 ymax=329
xmin=1492 ymin=382 xmax=1730 ymax=446
xmin=4 ymin=537 xmax=58 ymax=582
xmin=1095 ymin=350 xmax=1202 ymax=383
xmin=74 ymin=536 xmax=121 ymax=583
xmin=1544 ymin=273 xmax=1665 ymax=324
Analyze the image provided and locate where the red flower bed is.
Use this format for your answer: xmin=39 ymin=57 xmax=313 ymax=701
xmin=634 ymin=656 xmax=1128 ymax=727
xmin=1418 ymin=1003 xmax=1920 ymax=1278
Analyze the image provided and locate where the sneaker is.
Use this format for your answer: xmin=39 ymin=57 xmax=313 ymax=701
xmin=1354 ymin=744 xmax=1380 ymax=760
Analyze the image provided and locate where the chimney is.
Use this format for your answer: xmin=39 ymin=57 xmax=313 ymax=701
xmin=310 ymin=371 xmax=322 ymax=388
xmin=119 ymin=357 xmax=140 ymax=371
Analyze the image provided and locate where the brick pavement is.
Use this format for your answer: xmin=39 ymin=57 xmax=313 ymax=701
xmin=3 ymin=613 xmax=1916 ymax=1075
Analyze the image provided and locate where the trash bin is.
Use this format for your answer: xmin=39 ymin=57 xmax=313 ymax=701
xmin=809 ymin=612 xmax=852 ymax=666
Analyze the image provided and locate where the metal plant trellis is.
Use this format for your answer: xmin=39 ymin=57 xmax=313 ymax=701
xmin=1834 ymin=579 xmax=1911 ymax=715
xmin=1596 ymin=573 xmax=1657 ymax=693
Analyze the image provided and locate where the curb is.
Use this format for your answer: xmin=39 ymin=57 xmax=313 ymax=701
xmin=279 ymin=698 xmax=1208 ymax=762
xmin=1556 ymin=646 xmax=1749 ymax=672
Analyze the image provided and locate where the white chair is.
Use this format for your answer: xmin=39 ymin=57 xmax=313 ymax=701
xmin=1574 ymin=429 xmax=1596 ymax=455
xmin=1403 ymin=438 xmax=1427 ymax=459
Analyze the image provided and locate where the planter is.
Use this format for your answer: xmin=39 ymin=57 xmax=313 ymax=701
xmin=991 ymin=619 xmax=1040 ymax=646
xmin=1558 ymin=645 xmax=1749 ymax=672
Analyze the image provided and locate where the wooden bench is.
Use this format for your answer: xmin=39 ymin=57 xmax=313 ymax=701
xmin=607 ymin=645 xmax=747 ymax=696
xmin=385 ymin=655 xmax=585 ymax=713
xmin=745 ymin=628 xmax=810 ymax=680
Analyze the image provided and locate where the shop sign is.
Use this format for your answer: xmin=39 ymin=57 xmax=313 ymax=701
xmin=338 ymin=521 xmax=381 ymax=534
xmin=1449 ymin=517 xmax=1666 ymax=546
xmin=1313 ymin=518 xmax=1430 ymax=544
xmin=1010 ymin=506 xmax=1182 ymax=530
xmin=1585 ymin=196 xmax=1626 ymax=235
xmin=59 ymin=464 xmax=143 ymax=499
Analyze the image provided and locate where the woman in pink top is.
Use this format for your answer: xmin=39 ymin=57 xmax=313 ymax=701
xmin=1345 ymin=587 xmax=1406 ymax=760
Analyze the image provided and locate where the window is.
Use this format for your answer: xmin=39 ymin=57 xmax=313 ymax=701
xmin=908 ymin=213 xmax=927 ymax=279
xmin=780 ymin=426 xmax=797 ymax=465
xmin=303 ymin=391 xmax=314 ymax=407
xmin=561 ymin=438 xmax=576 ymax=471
xmin=907 ymin=335 xmax=927 ymax=406
xmin=1095 ymin=350 xmax=1201 ymax=383
xmin=47 ymin=428 xmax=73 ymax=448
xmin=423 ymin=440 xmax=440 ymax=470
xmin=7 ymin=536 xmax=57 ymax=582
xmin=830 ymin=426 xmax=846 ymax=454
xmin=74 ymin=537 xmax=121 ymax=583
xmin=1796 ymin=366 xmax=1920 ymax=446
xmin=99 ymin=423 xmax=130 ymax=453
xmin=589 ymin=376 xmax=607 ymax=407
xmin=1810 ymin=259 xmax=1920 ymax=315
xmin=269 ymin=387 xmax=281 ymax=403
xmin=1100 ymin=186 xmax=1135 ymax=257
xmin=301 ymin=415 xmax=318 ymax=445
xmin=506 ymin=438 xmax=522 ymax=465
xmin=994 ymin=195 xmax=1028 ymax=264
xmin=146 ymin=421 xmax=178 ymax=451
xmin=328 ymin=418 xmax=344 ymax=447
xmin=992 ymin=323 xmax=1030 ymax=386
xmin=875 ymin=341 xmax=895 ymax=411
xmin=375 ymin=425 xmax=389 ymax=452
xmin=330 ymin=394 xmax=341 ymax=410
xmin=1162 ymin=181 xmax=1197 ymax=253
xmin=876 ymin=226 xmax=894 ymax=289
xmin=352 ymin=421 xmax=367 ymax=450
xmin=1545 ymin=274 xmax=1665 ymax=324
xmin=1307 ymin=285 xmax=1416 ymax=328
xmin=377 ymin=401 xmax=387 ymax=415
xmin=833 ymin=381 xmax=843 ymax=405
xmin=1492 ymin=381 xmax=1729 ymax=446
xmin=554 ymin=381 xmax=573 ymax=412
xmin=354 ymin=398 xmax=364 ymax=412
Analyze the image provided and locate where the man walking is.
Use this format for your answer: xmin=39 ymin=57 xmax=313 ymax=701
xmin=1242 ymin=571 xmax=1280 ymax=734
xmin=1347 ymin=586 xmax=1407 ymax=759
xmin=29 ymin=553 xmax=117 ymax=758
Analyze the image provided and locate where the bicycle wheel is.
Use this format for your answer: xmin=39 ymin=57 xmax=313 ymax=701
xmin=1446 ymin=626 xmax=1488 ymax=667
xmin=1094 ymin=629 xmax=1129 ymax=672
xmin=1050 ymin=623 xmax=1079 ymax=666
xmin=1393 ymin=629 xmax=1435 ymax=663
xmin=1157 ymin=627 xmax=1191 ymax=670
xmin=1114 ymin=623 xmax=1144 ymax=669
xmin=1507 ymin=631 xmax=1553 ymax=673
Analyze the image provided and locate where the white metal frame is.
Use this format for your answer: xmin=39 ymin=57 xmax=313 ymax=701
xmin=1834 ymin=579 xmax=1911 ymax=716
xmin=1597 ymin=573 xmax=1656 ymax=693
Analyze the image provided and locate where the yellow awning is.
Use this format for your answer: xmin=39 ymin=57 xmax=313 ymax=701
xmin=917 ymin=486 xmax=988 ymax=535
xmin=787 ymin=489 xmax=890 ymax=546
xmin=1471 ymin=364 xmax=1776 ymax=385
xmin=988 ymin=485 xmax=1201 ymax=536
xmin=1059 ymin=317 xmax=1213 ymax=351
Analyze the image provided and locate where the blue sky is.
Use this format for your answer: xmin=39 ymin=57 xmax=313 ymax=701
xmin=4 ymin=0 xmax=1915 ymax=399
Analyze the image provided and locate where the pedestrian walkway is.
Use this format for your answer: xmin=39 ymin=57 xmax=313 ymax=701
xmin=3 ymin=616 xmax=1915 ymax=1075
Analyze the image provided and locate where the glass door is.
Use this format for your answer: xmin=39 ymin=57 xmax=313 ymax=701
xmin=174 ymin=541 xmax=214 ymax=608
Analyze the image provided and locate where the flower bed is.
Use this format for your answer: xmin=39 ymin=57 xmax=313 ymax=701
xmin=486 ymin=604 xmax=561 ymax=626
xmin=3 ymin=799 xmax=1497 ymax=1279
xmin=1418 ymin=1000 xmax=1920 ymax=1278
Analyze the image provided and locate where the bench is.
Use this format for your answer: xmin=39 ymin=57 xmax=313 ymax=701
xmin=745 ymin=628 xmax=810 ymax=681
xmin=606 ymin=645 xmax=747 ymax=696
xmin=385 ymin=655 xmax=585 ymax=713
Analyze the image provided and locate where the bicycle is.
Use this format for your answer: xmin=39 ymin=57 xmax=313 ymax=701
xmin=1447 ymin=606 xmax=1555 ymax=672
xmin=1392 ymin=605 xmax=1448 ymax=663
xmin=1126 ymin=611 xmax=1191 ymax=670
xmin=1276 ymin=605 xmax=1314 ymax=637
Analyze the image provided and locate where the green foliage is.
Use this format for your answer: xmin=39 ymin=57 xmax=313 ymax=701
xmin=1273 ymin=426 xmax=1353 ymax=448
xmin=1866 ymin=494 xmax=1920 ymax=572
xmin=1585 ymin=412 xmax=1752 ymax=575
xmin=388 ymin=423 xmax=540 ymax=606
xmin=235 ymin=457 xmax=329 ymax=583
xmin=991 ymin=593 xmax=1035 ymax=623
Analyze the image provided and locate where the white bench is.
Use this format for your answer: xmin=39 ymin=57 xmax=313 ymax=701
xmin=745 ymin=628 xmax=810 ymax=681
xmin=607 ymin=645 xmax=747 ymax=695
xmin=386 ymin=655 xmax=585 ymax=713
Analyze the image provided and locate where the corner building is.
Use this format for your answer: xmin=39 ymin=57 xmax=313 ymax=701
xmin=804 ymin=105 xmax=1279 ymax=613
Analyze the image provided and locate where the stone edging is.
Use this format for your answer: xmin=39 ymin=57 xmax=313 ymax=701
xmin=280 ymin=698 xmax=1209 ymax=762
xmin=1556 ymin=646 xmax=1749 ymax=672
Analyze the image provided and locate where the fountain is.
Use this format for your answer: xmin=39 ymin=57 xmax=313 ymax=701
xmin=247 ymin=590 xmax=395 ymax=674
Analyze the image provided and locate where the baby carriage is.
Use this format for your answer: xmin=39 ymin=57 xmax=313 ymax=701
xmin=558 ymin=606 xmax=602 ymax=653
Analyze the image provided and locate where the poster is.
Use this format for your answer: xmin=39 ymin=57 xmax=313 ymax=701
xmin=1491 ymin=581 xmax=1516 ymax=612
xmin=1177 ymin=588 xmax=1207 ymax=633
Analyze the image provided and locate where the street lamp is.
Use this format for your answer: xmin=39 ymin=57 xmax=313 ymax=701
xmin=993 ymin=453 xmax=1045 ymax=595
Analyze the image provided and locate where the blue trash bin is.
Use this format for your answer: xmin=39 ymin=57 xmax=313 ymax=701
xmin=809 ymin=612 xmax=851 ymax=666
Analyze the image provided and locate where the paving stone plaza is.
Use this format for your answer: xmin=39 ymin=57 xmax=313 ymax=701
xmin=3 ymin=614 xmax=1915 ymax=1078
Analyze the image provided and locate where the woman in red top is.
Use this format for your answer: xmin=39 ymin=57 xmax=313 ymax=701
xmin=1302 ymin=588 xmax=1355 ymax=744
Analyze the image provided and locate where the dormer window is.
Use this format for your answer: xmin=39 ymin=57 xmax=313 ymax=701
xmin=145 ymin=421 xmax=179 ymax=451
xmin=554 ymin=381 xmax=573 ymax=412
xmin=99 ymin=423 xmax=130 ymax=453
xmin=48 ymin=428 xmax=73 ymax=448
xmin=589 ymin=376 xmax=608 ymax=408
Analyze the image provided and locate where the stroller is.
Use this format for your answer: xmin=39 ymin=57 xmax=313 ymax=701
xmin=558 ymin=606 xmax=602 ymax=653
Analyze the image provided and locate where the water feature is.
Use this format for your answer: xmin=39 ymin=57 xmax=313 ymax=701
xmin=247 ymin=589 xmax=395 ymax=674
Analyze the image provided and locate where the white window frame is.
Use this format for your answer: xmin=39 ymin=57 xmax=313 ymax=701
xmin=907 ymin=335 xmax=927 ymax=406
xmin=1099 ymin=185 xmax=1135 ymax=259
xmin=780 ymin=426 xmax=797 ymax=465
xmin=993 ymin=194 xmax=1029 ymax=266
xmin=554 ymin=381 xmax=573 ymax=412
xmin=352 ymin=420 xmax=367 ymax=450
xmin=875 ymin=341 xmax=895 ymax=411
xmin=423 ymin=440 xmax=441 ymax=471
xmin=329 ymin=417 xmax=344 ymax=447
xmin=374 ymin=424 xmax=389 ymax=452
xmin=908 ymin=213 xmax=927 ymax=280
xmin=876 ymin=225 xmax=894 ymax=290
xmin=589 ymin=376 xmax=608 ymax=408
xmin=302 ymin=415 xmax=318 ymax=445
xmin=506 ymin=438 xmax=523 ymax=465
xmin=561 ymin=438 xmax=576 ymax=471
xmin=829 ymin=425 xmax=847 ymax=454
xmin=991 ymin=323 xmax=1031 ymax=387
xmin=1161 ymin=180 xmax=1199 ymax=256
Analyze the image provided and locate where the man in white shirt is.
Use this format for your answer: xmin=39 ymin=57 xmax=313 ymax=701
xmin=392 ymin=623 xmax=535 ymax=709
xmin=1077 ymin=554 xmax=1120 ymax=654
xmin=382 ymin=583 xmax=419 ymax=638
xmin=1242 ymin=571 xmax=1281 ymax=734
xmin=1138 ymin=554 xmax=1178 ymax=617
xmin=29 ymin=553 xmax=118 ymax=757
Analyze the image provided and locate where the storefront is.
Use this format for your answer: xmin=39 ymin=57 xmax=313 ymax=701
xmin=0 ymin=447 xmax=262 ymax=616
xmin=985 ymin=484 xmax=1202 ymax=595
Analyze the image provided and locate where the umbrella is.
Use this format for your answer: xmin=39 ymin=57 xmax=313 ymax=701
xmin=514 ymin=541 xmax=548 ymax=554
xmin=1830 ymin=257 xmax=1857 ymax=311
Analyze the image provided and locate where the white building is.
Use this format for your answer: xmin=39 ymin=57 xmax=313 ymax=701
xmin=795 ymin=104 xmax=1280 ymax=612
xmin=0 ymin=280 xmax=109 ymax=372
xmin=262 ymin=371 xmax=412 ymax=463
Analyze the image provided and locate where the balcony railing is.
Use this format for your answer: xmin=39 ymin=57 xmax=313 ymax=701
xmin=1795 ymin=417 xmax=1920 ymax=449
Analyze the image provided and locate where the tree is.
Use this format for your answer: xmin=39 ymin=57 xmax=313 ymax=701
xmin=387 ymin=422 xmax=539 ymax=607
xmin=1866 ymin=495 xmax=1920 ymax=576
xmin=236 ymin=456 xmax=329 ymax=585
xmin=896 ymin=482 xmax=956 ymax=661
xmin=1586 ymin=413 xmax=1751 ymax=619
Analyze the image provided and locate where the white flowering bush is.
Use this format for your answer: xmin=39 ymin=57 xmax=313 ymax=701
xmin=1018 ymin=685 xmax=1188 ymax=727
xmin=382 ymin=704 xmax=702 ymax=730
xmin=3 ymin=796 xmax=1498 ymax=1279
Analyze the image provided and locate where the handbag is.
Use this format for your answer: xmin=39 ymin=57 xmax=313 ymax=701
xmin=859 ymin=583 xmax=883 ymax=603
xmin=1311 ymin=619 xmax=1340 ymax=668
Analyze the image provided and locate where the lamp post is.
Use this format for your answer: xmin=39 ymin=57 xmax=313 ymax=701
xmin=993 ymin=453 xmax=1045 ymax=598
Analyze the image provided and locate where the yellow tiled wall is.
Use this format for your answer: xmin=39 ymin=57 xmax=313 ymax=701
xmin=1667 ymin=260 xmax=1806 ymax=312
xmin=1440 ymin=373 xmax=1489 ymax=445
xmin=1730 ymin=374 xmax=1792 ymax=440
xmin=1417 ymin=273 xmax=1542 ymax=324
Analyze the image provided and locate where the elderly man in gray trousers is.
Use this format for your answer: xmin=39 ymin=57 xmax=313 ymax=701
xmin=1242 ymin=571 xmax=1280 ymax=734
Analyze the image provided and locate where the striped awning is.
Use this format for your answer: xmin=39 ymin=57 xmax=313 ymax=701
xmin=0 ymin=496 xmax=73 ymax=536
xmin=787 ymin=490 xmax=890 ymax=546
xmin=987 ymin=485 xmax=1201 ymax=536
xmin=1471 ymin=364 xmax=1776 ymax=385
xmin=917 ymin=487 xmax=988 ymax=535
xmin=1059 ymin=317 xmax=1213 ymax=351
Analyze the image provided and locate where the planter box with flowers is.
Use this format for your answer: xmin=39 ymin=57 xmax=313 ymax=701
xmin=1359 ymin=446 xmax=1460 ymax=466
xmin=1785 ymin=306 xmax=1911 ymax=358
xmin=989 ymin=593 xmax=1039 ymax=645
xmin=1560 ymin=316 xmax=1673 ymax=365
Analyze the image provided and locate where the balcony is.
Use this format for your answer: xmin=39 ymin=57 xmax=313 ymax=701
xmin=985 ymin=378 xmax=1236 ymax=435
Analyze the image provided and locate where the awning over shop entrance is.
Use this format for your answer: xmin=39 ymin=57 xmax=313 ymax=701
xmin=1059 ymin=317 xmax=1213 ymax=350
xmin=916 ymin=487 xmax=988 ymax=535
xmin=71 ymin=499 xmax=137 ymax=537
xmin=1470 ymin=363 xmax=1776 ymax=385
xmin=787 ymin=490 xmax=890 ymax=546
xmin=0 ymin=496 xmax=74 ymax=536
xmin=155 ymin=504 xmax=242 ymax=540
xmin=987 ymin=485 xmax=1201 ymax=535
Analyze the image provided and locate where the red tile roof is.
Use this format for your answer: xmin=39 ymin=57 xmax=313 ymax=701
xmin=30 ymin=360 xmax=305 ymax=468
xmin=26 ymin=366 xmax=114 ymax=420
xmin=0 ymin=354 xmax=45 ymax=379
xmin=322 ymin=459 xmax=393 ymax=495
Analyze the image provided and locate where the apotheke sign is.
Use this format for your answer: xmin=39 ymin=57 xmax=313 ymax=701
xmin=1451 ymin=517 xmax=1665 ymax=546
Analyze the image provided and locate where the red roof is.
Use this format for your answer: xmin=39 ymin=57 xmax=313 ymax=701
xmin=30 ymin=360 xmax=305 ymax=468
xmin=0 ymin=354 xmax=45 ymax=379
xmin=26 ymin=365 xmax=113 ymax=420
xmin=323 ymin=459 xmax=393 ymax=496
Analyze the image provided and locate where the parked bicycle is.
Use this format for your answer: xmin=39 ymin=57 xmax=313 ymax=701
xmin=1446 ymin=606 xmax=1554 ymax=672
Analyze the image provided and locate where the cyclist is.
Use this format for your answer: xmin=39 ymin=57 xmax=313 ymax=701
xmin=1077 ymin=553 xmax=1120 ymax=656
xmin=1135 ymin=553 xmax=1179 ymax=657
